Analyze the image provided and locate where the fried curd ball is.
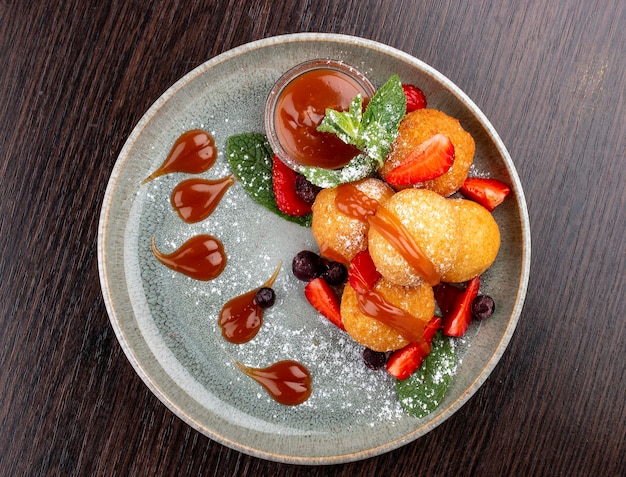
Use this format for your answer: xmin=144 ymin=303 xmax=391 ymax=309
xmin=341 ymin=279 xmax=434 ymax=352
xmin=311 ymin=178 xmax=394 ymax=263
xmin=380 ymin=108 xmax=475 ymax=197
xmin=441 ymin=199 xmax=501 ymax=283
xmin=368 ymin=188 xmax=461 ymax=286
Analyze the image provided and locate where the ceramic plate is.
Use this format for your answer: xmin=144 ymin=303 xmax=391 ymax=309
xmin=98 ymin=33 xmax=531 ymax=464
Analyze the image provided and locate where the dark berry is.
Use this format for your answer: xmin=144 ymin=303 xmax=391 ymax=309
xmin=292 ymin=250 xmax=324 ymax=281
xmin=294 ymin=174 xmax=322 ymax=204
xmin=362 ymin=348 xmax=387 ymax=370
xmin=254 ymin=287 xmax=276 ymax=308
xmin=321 ymin=261 xmax=348 ymax=286
xmin=472 ymin=295 xmax=495 ymax=320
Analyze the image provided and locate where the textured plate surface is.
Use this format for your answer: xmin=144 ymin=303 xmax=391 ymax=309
xmin=98 ymin=33 xmax=531 ymax=464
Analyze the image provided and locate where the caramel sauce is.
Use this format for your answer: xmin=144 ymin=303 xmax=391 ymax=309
xmin=368 ymin=207 xmax=440 ymax=286
xmin=319 ymin=242 xmax=349 ymax=265
xmin=355 ymin=289 xmax=426 ymax=344
xmin=143 ymin=130 xmax=217 ymax=183
xmin=236 ymin=360 xmax=312 ymax=406
xmin=218 ymin=261 xmax=282 ymax=344
xmin=151 ymin=235 xmax=226 ymax=281
xmin=274 ymin=69 xmax=367 ymax=169
xmin=335 ymin=183 xmax=380 ymax=221
xmin=171 ymin=175 xmax=235 ymax=223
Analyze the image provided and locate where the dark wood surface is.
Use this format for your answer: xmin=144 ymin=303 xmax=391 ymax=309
xmin=1 ymin=1 xmax=625 ymax=475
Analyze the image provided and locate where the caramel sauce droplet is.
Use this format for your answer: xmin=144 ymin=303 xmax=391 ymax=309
xmin=368 ymin=207 xmax=440 ymax=286
xmin=237 ymin=360 xmax=312 ymax=405
xmin=335 ymin=183 xmax=380 ymax=221
xmin=171 ymin=175 xmax=235 ymax=223
xmin=219 ymin=261 xmax=282 ymax=344
xmin=151 ymin=235 xmax=226 ymax=281
xmin=143 ymin=130 xmax=217 ymax=183
xmin=355 ymin=289 xmax=426 ymax=343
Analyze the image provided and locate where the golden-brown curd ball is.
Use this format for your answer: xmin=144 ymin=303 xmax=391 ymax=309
xmin=340 ymin=279 xmax=434 ymax=352
xmin=368 ymin=188 xmax=461 ymax=286
xmin=380 ymin=109 xmax=475 ymax=197
xmin=441 ymin=198 xmax=501 ymax=283
xmin=311 ymin=178 xmax=394 ymax=263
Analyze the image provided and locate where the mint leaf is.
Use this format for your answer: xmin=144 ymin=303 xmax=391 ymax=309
xmin=303 ymin=75 xmax=406 ymax=188
xmin=396 ymin=332 xmax=456 ymax=419
xmin=226 ymin=133 xmax=312 ymax=227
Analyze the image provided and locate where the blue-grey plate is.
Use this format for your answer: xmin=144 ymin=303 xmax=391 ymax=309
xmin=98 ymin=33 xmax=530 ymax=464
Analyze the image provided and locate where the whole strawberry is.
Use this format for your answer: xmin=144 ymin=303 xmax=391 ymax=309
xmin=402 ymin=84 xmax=427 ymax=112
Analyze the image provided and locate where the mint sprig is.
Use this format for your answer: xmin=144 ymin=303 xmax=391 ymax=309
xmin=300 ymin=74 xmax=406 ymax=188
xmin=396 ymin=331 xmax=456 ymax=419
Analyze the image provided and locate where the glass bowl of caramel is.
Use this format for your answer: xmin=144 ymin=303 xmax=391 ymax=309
xmin=264 ymin=59 xmax=376 ymax=171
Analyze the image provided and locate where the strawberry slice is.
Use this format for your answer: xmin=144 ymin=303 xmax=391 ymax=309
xmin=402 ymin=84 xmax=427 ymax=112
xmin=304 ymin=277 xmax=345 ymax=330
xmin=433 ymin=282 xmax=463 ymax=317
xmin=271 ymin=155 xmax=312 ymax=216
xmin=386 ymin=316 xmax=442 ymax=380
xmin=348 ymin=249 xmax=381 ymax=293
xmin=386 ymin=134 xmax=455 ymax=186
xmin=442 ymin=276 xmax=480 ymax=337
xmin=460 ymin=177 xmax=510 ymax=212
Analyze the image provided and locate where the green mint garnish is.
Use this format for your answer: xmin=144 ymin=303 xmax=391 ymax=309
xmin=300 ymin=74 xmax=406 ymax=188
xmin=396 ymin=331 xmax=456 ymax=419
xmin=226 ymin=133 xmax=312 ymax=227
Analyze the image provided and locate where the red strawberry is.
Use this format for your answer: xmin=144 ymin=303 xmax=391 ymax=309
xmin=433 ymin=282 xmax=463 ymax=317
xmin=402 ymin=84 xmax=427 ymax=112
xmin=348 ymin=249 xmax=381 ymax=293
xmin=386 ymin=316 xmax=442 ymax=380
xmin=386 ymin=134 xmax=455 ymax=186
xmin=460 ymin=177 xmax=510 ymax=212
xmin=442 ymin=276 xmax=480 ymax=337
xmin=272 ymin=155 xmax=312 ymax=216
xmin=304 ymin=277 xmax=345 ymax=330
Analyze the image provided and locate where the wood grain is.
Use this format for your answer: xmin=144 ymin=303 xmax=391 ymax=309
xmin=1 ymin=0 xmax=624 ymax=475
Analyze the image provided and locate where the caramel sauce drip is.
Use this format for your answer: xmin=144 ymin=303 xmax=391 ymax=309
xmin=355 ymin=289 xmax=426 ymax=344
xmin=143 ymin=130 xmax=217 ymax=183
xmin=319 ymin=242 xmax=349 ymax=265
xmin=236 ymin=360 xmax=312 ymax=406
xmin=334 ymin=183 xmax=380 ymax=221
xmin=368 ymin=207 xmax=440 ymax=286
xmin=218 ymin=261 xmax=282 ymax=344
xmin=151 ymin=234 xmax=226 ymax=281
xmin=171 ymin=175 xmax=235 ymax=223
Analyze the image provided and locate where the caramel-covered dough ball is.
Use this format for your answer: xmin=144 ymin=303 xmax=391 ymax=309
xmin=341 ymin=279 xmax=434 ymax=352
xmin=368 ymin=188 xmax=461 ymax=286
xmin=311 ymin=178 xmax=394 ymax=263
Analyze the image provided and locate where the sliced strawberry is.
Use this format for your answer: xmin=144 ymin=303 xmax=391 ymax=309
xmin=460 ymin=177 xmax=510 ymax=212
xmin=271 ymin=155 xmax=312 ymax=216
xmin=304 ymin=277 xmax=345 ymax=330
xmin=348 ymin=249 xmax=381 ymax=293
xmin=433 ymin=282 xmax=463 ymax=317
xmin=386 ymin=316 xmax=441 ymax=380
xmin=442 ymin=276 xmax=481 ymax=337
xmin=402 ymin=84 xmax=427 ymax=112
xmin=386 ymin=134 xmax=455 ymax=186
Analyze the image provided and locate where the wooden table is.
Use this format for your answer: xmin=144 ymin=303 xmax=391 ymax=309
xmin=2 ymin=1 xmax=624 ymax=475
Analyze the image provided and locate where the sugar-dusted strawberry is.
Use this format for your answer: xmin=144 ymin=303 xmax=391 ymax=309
xmin=386 ymin=316 xmax=442 ymax=380
xmin=385 ymin=134 xmax=455 ymax=186
xmin=442 ymin=276 xmax=480 ymax=337
xmin=348 ymin=249 xmax=381 ymax=293
xmin=271 ymin=155 xmax=312 ymax=216
xmin=304 ymin=277 xmax=345 ymax=330
xmin=460 ymin=177 xmax=510 ymax=212
xmin=402 ymin=84 xmax=427 ymax=112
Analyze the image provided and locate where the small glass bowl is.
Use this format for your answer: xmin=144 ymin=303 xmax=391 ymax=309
xmin=264 ymin=59 xmax=376 ymax=171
